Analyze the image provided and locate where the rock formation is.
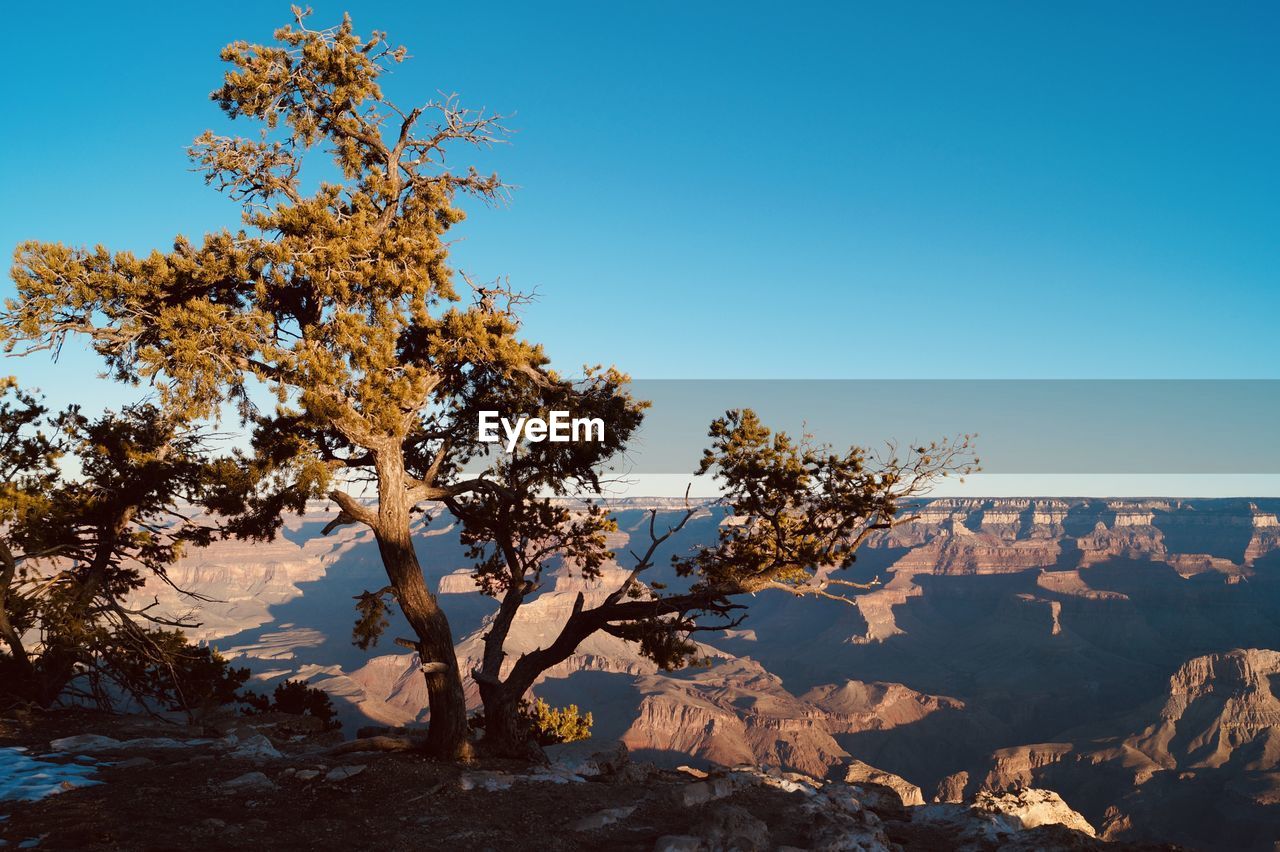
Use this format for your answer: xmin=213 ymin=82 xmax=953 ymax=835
xmin=967 ymin=648 xmax=1280 ymax=850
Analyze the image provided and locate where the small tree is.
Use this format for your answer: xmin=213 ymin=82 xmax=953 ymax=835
xmin=244 ymin=678 xmax=340 ymax=730
xmin=0 ymin=380 xmax=246 ymax=711
xmin=0 ymin=378 xmax=61 ymax=695
xmin=3 ymin=9 xmax=547 ymax=758
xmin=527 ymin=698 xmax=592 ymax=746
xmin=468 ymin=698 xmax=592 ymax=750
xmin=452 ymin=406 xmax=975 ymax=755
xmin=2 ymin=7 xmax=976 ymax=759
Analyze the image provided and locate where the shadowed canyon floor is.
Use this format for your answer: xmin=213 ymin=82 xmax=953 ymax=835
xmin=111 ymin=497 xmax=1280 ymax=849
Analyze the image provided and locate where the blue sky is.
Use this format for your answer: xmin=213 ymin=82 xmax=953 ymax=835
xmin=1 ymin=2 xmax=1277 ymax=494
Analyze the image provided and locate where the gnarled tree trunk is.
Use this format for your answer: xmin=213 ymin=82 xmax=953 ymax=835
xmin=477 ymin=681 xmax=533 ymax=758
xmin=373 ymin=449 xmax=473 ymax=761
xmin=475 ymin=590 xmax=596 ymax=758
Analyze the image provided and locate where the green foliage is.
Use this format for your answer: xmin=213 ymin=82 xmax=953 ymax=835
xmin=605 ymin=618 xmax=708 ymax=672
xmin=676 ymin=409 xmax=978 ymax=596
xmin=3 ymin=7 xmax=537 ymax=440
xmin=469 ymin=697 xmax=592 ymax=747
xmin=0 ymin=378 xmax=67 ymax=575
xmin=351 ymin=586 xmax=395 ymax=650
xmin=527 ymin=698 xmax=592 ymax=745
xmin=0 ymin=377 xmax=61 ymax=528
xmin=0 ymin=382 xmax=244 ymax=711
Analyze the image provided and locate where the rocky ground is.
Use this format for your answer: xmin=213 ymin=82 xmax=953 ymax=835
xmin=0 ymin=709 xmax=1183 ymax=852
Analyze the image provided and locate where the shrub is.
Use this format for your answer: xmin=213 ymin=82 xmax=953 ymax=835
xmin=527 ymin=698 xmax=592 ymax=745
xmin=469 ymin=697 xmax=592 ymax=746
xmin=243 ymin=678 xmax=340 ymax=730
xmin=94 ymin=631 xmax=250 ymax=715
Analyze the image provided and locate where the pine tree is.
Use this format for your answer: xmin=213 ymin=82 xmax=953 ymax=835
xmin=2 ymin=8 xmax=545 ymax=758
xmin=452 ymin=407 xmax=976 ymax=755
xmin=0 ymin=380 xmax=247 ymax=711
xmin=2 ymin=8 xmax=976 ymax=758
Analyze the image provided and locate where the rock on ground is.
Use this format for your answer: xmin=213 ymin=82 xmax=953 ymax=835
xmin=217 ymin=772 xmax=277 ymax=795
xmin=570 ymin=805 xmax=636 ymax=831
xmin=48 ymin=735 xmax=198 ymax=753
xmin=225 ymin=734 xmax=282 ymax=762
xmin=911 ymin=787 xmax=1097 ymax=847
xmin=971 ymin=788 xmax=1096 ymax=836
xmin=323 ymin=765 xmax=366 ymax=783
xmin=696 ymin=804 xmax=771 ymax=852
xmin=841 ymin=759 xmax=925 ymax=807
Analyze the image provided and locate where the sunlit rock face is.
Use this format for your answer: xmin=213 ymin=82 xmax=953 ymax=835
xmin=963 ymin=648 xmax=1280 ymax=850
xmin=612 ymin=660 xmax=964 ymax=780
xmin=132 ymin=497 xmax=1280 ymax=846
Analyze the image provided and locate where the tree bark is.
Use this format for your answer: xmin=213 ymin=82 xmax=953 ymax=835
xmin=373 ymin=448 xmax=473 ymax=761
xmin=474 ymin=578 xmax=541 ymax=757
xmin=0 ymin=542 xmax=34 ymax=689
xmin=476 ymin=591 xmax=593 ymax=757
xmin=0 ymin=541 xmax=36 ymax=703
xmin=479 ymin=682 xmax=532 ymax=758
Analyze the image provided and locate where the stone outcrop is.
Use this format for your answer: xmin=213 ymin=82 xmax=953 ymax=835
xmin=933 ymin=770 xmax=969 ymax=803
xmin=913 ymin=789 xmax=1096 ymax=847
xmin=619 ymin=660 xmax=850 ymax=777
xmin=971 ymin=789 xmax=1096 ymax=835
xmin=802 ymin=680 xmax=964 ymax=734
xmin=663 ymin=765 xmax=1098 ymax=852
xmin=841 ymin=759 xmax=925 ymax=807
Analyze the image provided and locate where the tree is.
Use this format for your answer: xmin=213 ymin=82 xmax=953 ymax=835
xmin=0 ymin=380 xmax=247 ymax=711
xmin=2 ymin=7 xmax=975 ymax=758
xmin=0 ymin=378 xmax=61 ymax=694
xmin=3 ymin=8 xmax=560 ymax=759
xmin=452 ymin=407 xmax=976 ymax=755
xmin=244 ymin=678 xmax=340 ymax=730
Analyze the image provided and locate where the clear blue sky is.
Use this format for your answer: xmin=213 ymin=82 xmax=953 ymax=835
xmin=1 ymin=2 xmax=1277 ymax=495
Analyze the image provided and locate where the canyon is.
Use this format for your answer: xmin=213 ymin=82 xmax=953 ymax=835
xmin=137 ymin=497 xmax=1280 ymax=848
